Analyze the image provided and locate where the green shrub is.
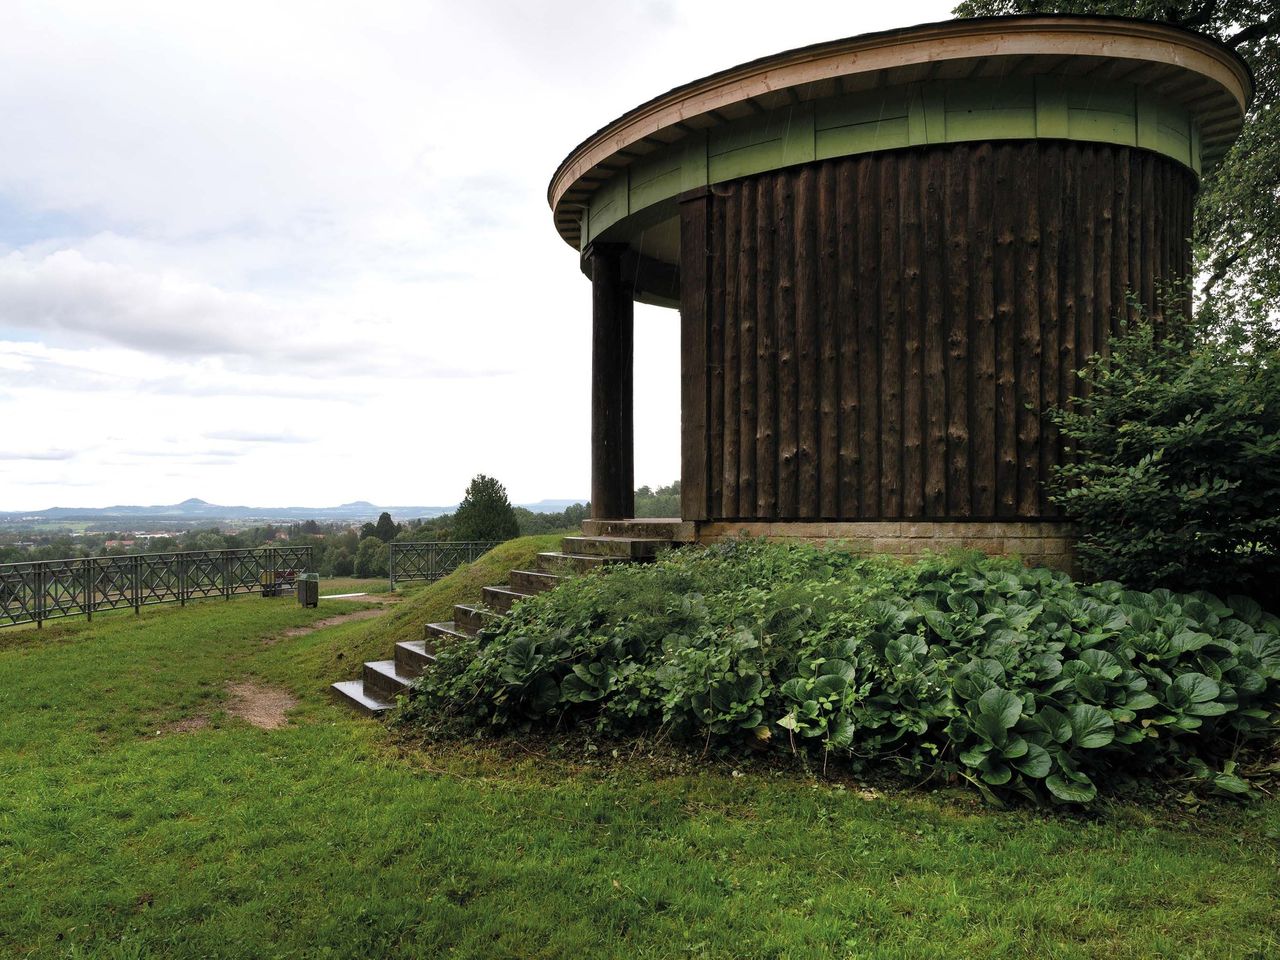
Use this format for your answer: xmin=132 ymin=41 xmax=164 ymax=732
xmin=1049 ymin=320 xmax=1280 ymax=601
xmin=403 ymin=541 xmax=1280 ymax=806
xmin=452 ymin=474 xmax=519 ymax=542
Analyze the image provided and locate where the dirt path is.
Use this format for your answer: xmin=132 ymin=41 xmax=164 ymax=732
xmin=277 ymin=608 xmax=388 ymax=639
xmin=225 ymin=681 xmax=298 ymax=729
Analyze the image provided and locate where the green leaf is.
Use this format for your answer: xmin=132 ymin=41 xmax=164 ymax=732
xmin=1068 ymin=704 xmax=1116 ymax=749
xmin=1045 ymin=773 xmax=1097 ymax=803
xmin=823 ymin=658 xmax=857 ymax=683
xmin=978 ymin=757 xmax=1012 ymax=785
xmin=1170 ymin=673 xmax=1220 ymax=708
xmin=1012 ymin=743 xmax=1051 ymax=779
xmin=827 ymin=715 xmax=855 ymax=748
xmin=1035 ymin=705 xmax=1072 ymax=743
xmin=525 ymin=675 xmax=561 ymax=714
xmin=1125 ymin=692 xmax=1159 ymax=710
xmin=779 ymin=678 xmax=810 ymax=702
xmin=1212 ymin=773 xmax=1251 ymax=795
xmin=978 ymin=688 xmax=1022 ymax=730
xmin=886 ymin=635 xmax=927 ymax=664
xmin=959 ymin=745 xmax=990 ymax=767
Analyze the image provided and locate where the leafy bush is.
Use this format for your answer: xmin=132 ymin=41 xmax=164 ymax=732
xmin=1049 ymin=319 xmax=1280 ymax=601
xmin=403 ymin=541 xmax=1280 ymax=806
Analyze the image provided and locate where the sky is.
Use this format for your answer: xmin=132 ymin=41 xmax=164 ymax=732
xmin=0 ymin=0 xmax=955 ymax=510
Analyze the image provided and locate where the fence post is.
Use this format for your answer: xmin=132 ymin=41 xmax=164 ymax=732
xmin=179 ymin=554 xmax=187 ymax=607
xmin=222 ymin=552 xmax=230 ymax=601
xmin=35 ymin=564 xmax=44 ymax=629
xmin=83 ymin=558 xmax=93 ymax=623
xmin=389 ymin=544 xmax=396 ymax=591
xmin=133 ymin=555 xmax=141 ymax=615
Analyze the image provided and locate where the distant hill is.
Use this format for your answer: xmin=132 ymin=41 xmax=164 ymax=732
xmin=0 ymin=496 xmax=588 ymax=523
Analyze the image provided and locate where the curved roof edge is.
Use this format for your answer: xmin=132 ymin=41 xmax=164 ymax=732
xmin=548 ymin=14 xmax=1253 ymax=249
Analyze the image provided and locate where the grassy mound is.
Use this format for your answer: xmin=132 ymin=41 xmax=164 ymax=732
xmin=403 ymin=539 xmax=1280 ymax=806
xmin=291 ymin=534 xmax=566 ymax=684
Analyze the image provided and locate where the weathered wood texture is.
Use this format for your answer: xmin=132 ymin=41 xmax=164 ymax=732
xmin=684 ymin=141 xmax=1193 ymax=522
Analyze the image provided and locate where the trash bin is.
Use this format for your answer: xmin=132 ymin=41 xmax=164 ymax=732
xmin=297 ymin=573 xmax=319 ymax=608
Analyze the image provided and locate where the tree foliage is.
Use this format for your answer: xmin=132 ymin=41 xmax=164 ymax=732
xmin=952 ymin=1 xmax=1279 ymax=342
xmin=354 ymin=536 xmax=388 ymax=578
xmin=1048 ymin=316 xmax=1280 ymax=600
xmin=452 ymin=475 xmax=519 ymax=542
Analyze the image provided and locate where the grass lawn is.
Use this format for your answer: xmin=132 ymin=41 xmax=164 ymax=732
xmin=1 ymin=538 xmax=1277 ymax=959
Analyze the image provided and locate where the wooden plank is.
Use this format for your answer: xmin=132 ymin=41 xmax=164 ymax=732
xmin=878 ymin=155 xmax=903 ymax=518
xmin=857 ymin=155 xmax=882 ymax=518
xmin=1095 ymin=147 xmax=1114 ymax=358
xmin=1077 ymin=145 xmax=1097 ymax=385
xmin=993 ymin=143 xmax=1018 ymax=517
xmin=1059 ymin=144 xmax=1079 ymax=420
xmin=737 ymin=181 xmax=758 ymax=516
xmin=721 ymin=183 xmax=741 ymax=519
xmin=1015 ymin=142 xmax=1042 ymax=517
xmin=708 ymin=191 xmax=726 ymax=516
xmin=1113 ymin=146 xmax=1132 ymax=327
xmin=776 ymin=171 xmax=799 ymax=517
xmin=836 ymin=158 xmax=861 ymax=517
xmin=922 ymin=149 xmax=947 ymax=516
xmin=795 ymin=166 xmax=820 ymax=518
xmin=944 ymin=144 xmax=972 ymax=517
xmin=678 ymin=197 xmax=709 ymax=521
xmin=899 ymin=153 xmax=924 ymax=517
xmin=1038 ymin=143 xmax=1062 ymax=516
xmin=755 ymin=175 xmax=778 ymax=517
xmin=1127 ymin=150 xmax=1143 ymax=323
xmin=970 ymin=142 xmax=997 ymax=517
xmin=1141 ymin=150 xmax=1156 ymax=317
xmin=817 ymin=161 xmax=840 ymax=519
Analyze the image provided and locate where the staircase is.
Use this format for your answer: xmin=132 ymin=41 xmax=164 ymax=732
xmin=330 ymin=519 xmax=692 ymax=716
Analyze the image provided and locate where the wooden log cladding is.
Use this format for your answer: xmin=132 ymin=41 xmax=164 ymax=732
xmin=686 ymin=141 xmax=1195 ymax=522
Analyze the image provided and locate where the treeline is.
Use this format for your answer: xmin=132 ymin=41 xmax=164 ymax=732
xmin=0 ymin=478 xmax=683 ymax=578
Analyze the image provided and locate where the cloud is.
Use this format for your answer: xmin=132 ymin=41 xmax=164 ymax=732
xmin=0 ymin=449 xmax=76 ymax=461
xmin=205 ymin=430 xmax=315 ymax=444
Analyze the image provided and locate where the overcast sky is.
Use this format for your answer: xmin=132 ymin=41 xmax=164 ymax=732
xmin=0 ymin=0 xmax=955 ymax=510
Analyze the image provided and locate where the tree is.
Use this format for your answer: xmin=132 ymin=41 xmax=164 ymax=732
xmin=372 ymin=511 xmax=399 ymax=542
xmin=452 ymin=474 xmax=519 ymax=542
xmin=952 ymin=1 xmax=1279 ymax=343
xmin=1047 ymin=313 xmax=1280 ymax=600
xmin=354 ymin=536 xmax=388 ymax=579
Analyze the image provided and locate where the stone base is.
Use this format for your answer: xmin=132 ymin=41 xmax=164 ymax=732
xmin=693 ymin=520 xmax=1076 ymax=574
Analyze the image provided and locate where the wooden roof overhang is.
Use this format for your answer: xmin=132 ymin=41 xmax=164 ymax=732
xmin=548 ymin=14 xmax=1251 ymax=299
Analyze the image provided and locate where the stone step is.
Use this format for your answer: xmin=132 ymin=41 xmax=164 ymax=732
xmin=395 ymin=639 xmax=436 ymax=676
xmin=362 ymin=659 xmax=415 ymax=700
xmin=509 ymin=569 xmax=564 ymax=595
xmin=581 ymin=518 xmax=695 ymax=540
xmin=330 ymin=679 xmax=392 ymax=717
xmin=425 ymin=621 xmax=468 ymax=645
xmin=536 ymin=551 xmax=616 ymax=573
xmin=453 ymin=603 xmax=493 ymax=635
xmin=560 ymin=536 xmax=673 ymax=560
xmin=482 ymin=584 xmax=532 ymax=613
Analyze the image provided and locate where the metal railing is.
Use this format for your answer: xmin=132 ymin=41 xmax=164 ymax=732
xmin=0 ymin=546 xmax=313 ymax=628
xmin=388 ymin=541 xmax=503 ymax=588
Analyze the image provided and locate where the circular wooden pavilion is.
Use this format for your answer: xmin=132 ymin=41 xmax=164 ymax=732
xmin=549 ymin=15 xmax=1251 ymax=568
